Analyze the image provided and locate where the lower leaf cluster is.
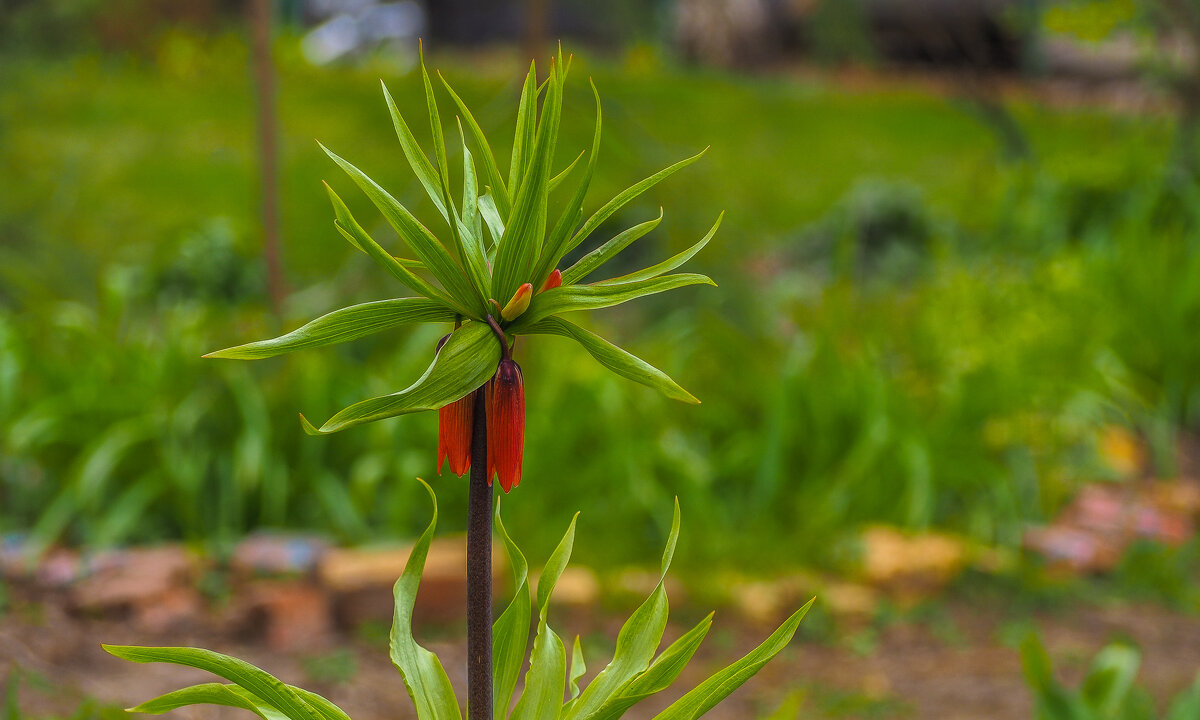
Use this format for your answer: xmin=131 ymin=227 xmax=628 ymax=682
xmin=105 ymin=482 xmax=811 ymax=720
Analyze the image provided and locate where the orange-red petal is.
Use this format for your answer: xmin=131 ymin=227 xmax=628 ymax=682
xmin=486 ymin=359 xmax=524 ymax=492
xmin=437 ymin=390 xmax=475 ymax=476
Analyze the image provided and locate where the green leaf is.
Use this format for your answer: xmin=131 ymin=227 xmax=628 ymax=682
xmin=101 ymin=646 xmax=322 ymax=720
xmin=564 ymin=149 xmax=707 ymax=259
xmin=1166 ymin=671 xmax=1200 ymax=720
xmin=562 ymin=211 xmax=663 ymax=286
xmin=389 ymin=480 xmax=463 ymax=720
xmin=459 ymin=120 xmax=484 ymax=256
xmin=534 ymin=80 xmax=602 ymax=287
xmin=597 ymin=213 xmax=722 ymax=285
xmin=129 ymin=683 xmax=348 ymax=720
xmin=381 ymin=80 xmax=447 ymax=222
xmin=550 ymin=151 xmax=586 ymax=193
xmin=303 ymin=321 xmax=501 ymax=434
xmin=204 ymin=299 xmax=455 ymax=360
xmin=1019 ymin=633 xmax=1089 ymax=720
xmin=325 ymin=182 xmax=460 ymax=310
xmin=494 ymin=500 xmax=532 ymax=720
xmin=493 ymin=59 xmax=562 ymax=305
xmin=320 ymin=143 xmax=485 ymax=314
xmin=1080 ymin=644 xmax=1140 ymax=718
xmin=479 ymin=191 xmax=505 ymax=249
xmin=511 ymin=514 xmax=578 ymax=720
xmin=587 ymin=614 xmax=714 ymax=720
xmin=438 ymin=70 xmax=510 ymax=216
xmin=569 ymin=636 xmax=587 ymax=702
xmin=419 ymin=49 xmax=490 ymax=302
xmin=650 ymin=599 xmax=814 ymax=720
xmin=512 ymin=274 xmax=715 ymax=330
xmin=538 ymin=513 xmax=578 ymax=615
xmin=567 ymin=502 xmax=680 ymax=720
xmin=128 ymin=683 xmax=286 ymax=720
xmin=508 ymin=62 xmax=538 ymax=197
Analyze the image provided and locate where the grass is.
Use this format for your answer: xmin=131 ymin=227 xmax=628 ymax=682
xmin=1 ymin=33 xmax=1195 ymax=573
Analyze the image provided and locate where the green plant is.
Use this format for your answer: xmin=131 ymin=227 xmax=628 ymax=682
xmin=106 ymin=486 xmax=812 ymax=720
xmin=1020 ymin=633 xmax=1200 ymax=720
xmin=105 ymin=44 xmax=807 ymax=720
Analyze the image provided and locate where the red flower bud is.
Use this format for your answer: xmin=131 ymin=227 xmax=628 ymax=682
xmin=486 ymin=358 xmax=525 ymax=492
xmin=438 ymin=391 xmax=475 ymax=477
xmin=541 ymin=269 xmax=562 ymax=292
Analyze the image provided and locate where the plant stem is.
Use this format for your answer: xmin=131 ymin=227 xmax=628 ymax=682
xmin=466 ymin=388 xmax=492 ymax=720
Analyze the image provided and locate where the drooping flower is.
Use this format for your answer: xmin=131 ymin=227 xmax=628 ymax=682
xmin=486 ymin=357 xmax=524 ymax=492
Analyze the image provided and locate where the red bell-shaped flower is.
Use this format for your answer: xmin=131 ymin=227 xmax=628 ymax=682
xmin=437 ymin=390 xmax=475 ymax=476
xmin=486 ymin=358 xmax=525 ymax=492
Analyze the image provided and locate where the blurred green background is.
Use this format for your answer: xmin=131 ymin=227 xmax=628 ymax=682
xmin=2 ymin=0 xmax=1198 ymax=577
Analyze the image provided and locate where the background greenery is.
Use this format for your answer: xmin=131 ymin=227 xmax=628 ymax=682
xmin=2 ymin=26 xmax=1196 ymax=574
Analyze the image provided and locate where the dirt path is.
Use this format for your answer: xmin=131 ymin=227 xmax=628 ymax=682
xmin=6 ymin=593 xmax=1200 ymax=720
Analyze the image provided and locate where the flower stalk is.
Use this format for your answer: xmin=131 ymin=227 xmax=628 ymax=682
xmin=466 ymin=386 xmax=492 ymax=720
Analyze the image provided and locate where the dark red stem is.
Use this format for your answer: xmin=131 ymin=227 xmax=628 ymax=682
xmin=466 ymin=388 xmax=492 ymax=720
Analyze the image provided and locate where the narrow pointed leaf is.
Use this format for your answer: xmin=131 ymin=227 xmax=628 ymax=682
xmin=598 ymin=213 xmax=722 ymax=285
xmin=420 ymin=51 xmax=489 ymax=300
xmin=550 ymin=151 xmax=586 ymax=193
xmin=479 ymin=191 xmax=505 ymax=248
xmin=567 ymin=504 xmax=681 ymax=720
xmin=459 ymin=120 xmax=484 ymax=251
xmin=320 ymin=143 xmax=485 ymax=313
xmin=439 ymin=70 xmax=510 ymax=215
xmin=538 ymin=513 xmax=578 ymax=614
xmin=325 ymin=182 xmax=459 ymax=309
xmin=569 ymin=636 xmax=587 ymax=702
xmin=204 ymin=299 xmax=454 ymax=360
xmin=390 ymin=480 xmax=463 ymax=720
xmin=562 ymin=211 xmax=663 ymax=286
xmin=511 ymin=514 xmax=577 ymax=720
xmin=494 ymin=501 xmax=532 ymax=720
xmin=101 ymin=646 xmax=322 ymax=720
xmin=565 ymin=149 xmax=708 ymax=258
xmin=129 ymin=684 xmax=349 ymax=720
xmin=307 ymin=321 xmax=501 ymax=434
xmin=587 ymin=614 xmax=714 ymax=720
xmin=508 ymin=62 xmax=538 ymax=197
xmin=381 ymin=81 xmax=447 ymax=221
xmin=493 ymin=60 xmax=561 ymax=304
xmin=455 ymin=122 xmax=491 ymax=293
xmin=127 ymin=683 xmax=285 ymax=720
xmin=535 ymin=80 xmax=602 ymax=285
xmin=512 ymin=274 xmax=715 ymax=330
xmin=650 ymin=599 xmax=814 ymax=720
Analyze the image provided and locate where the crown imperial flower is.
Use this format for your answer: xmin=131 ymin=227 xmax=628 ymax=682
xmin=486 ymin=357 xmax=524 ymax=492
xmin=205 ymin=46 xmax=722 ymax=491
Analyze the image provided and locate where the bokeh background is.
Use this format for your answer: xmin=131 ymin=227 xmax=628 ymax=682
xmin=6 ymin=1 xmax=1200 ymax=718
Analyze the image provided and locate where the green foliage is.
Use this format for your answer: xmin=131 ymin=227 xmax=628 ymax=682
xmin=108 ymin=493 xmax=811 ymax=720
xmin=207 ymin=47 xmax=716 ymax=437
xmin=1020 ymin=633 xmax=1200 ymax=720
xmin=2 ymin=41 xmax=1197 ymax=569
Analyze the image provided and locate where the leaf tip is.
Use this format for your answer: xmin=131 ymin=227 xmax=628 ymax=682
xmin=299 ymin=413 xmax=326 ymax=436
